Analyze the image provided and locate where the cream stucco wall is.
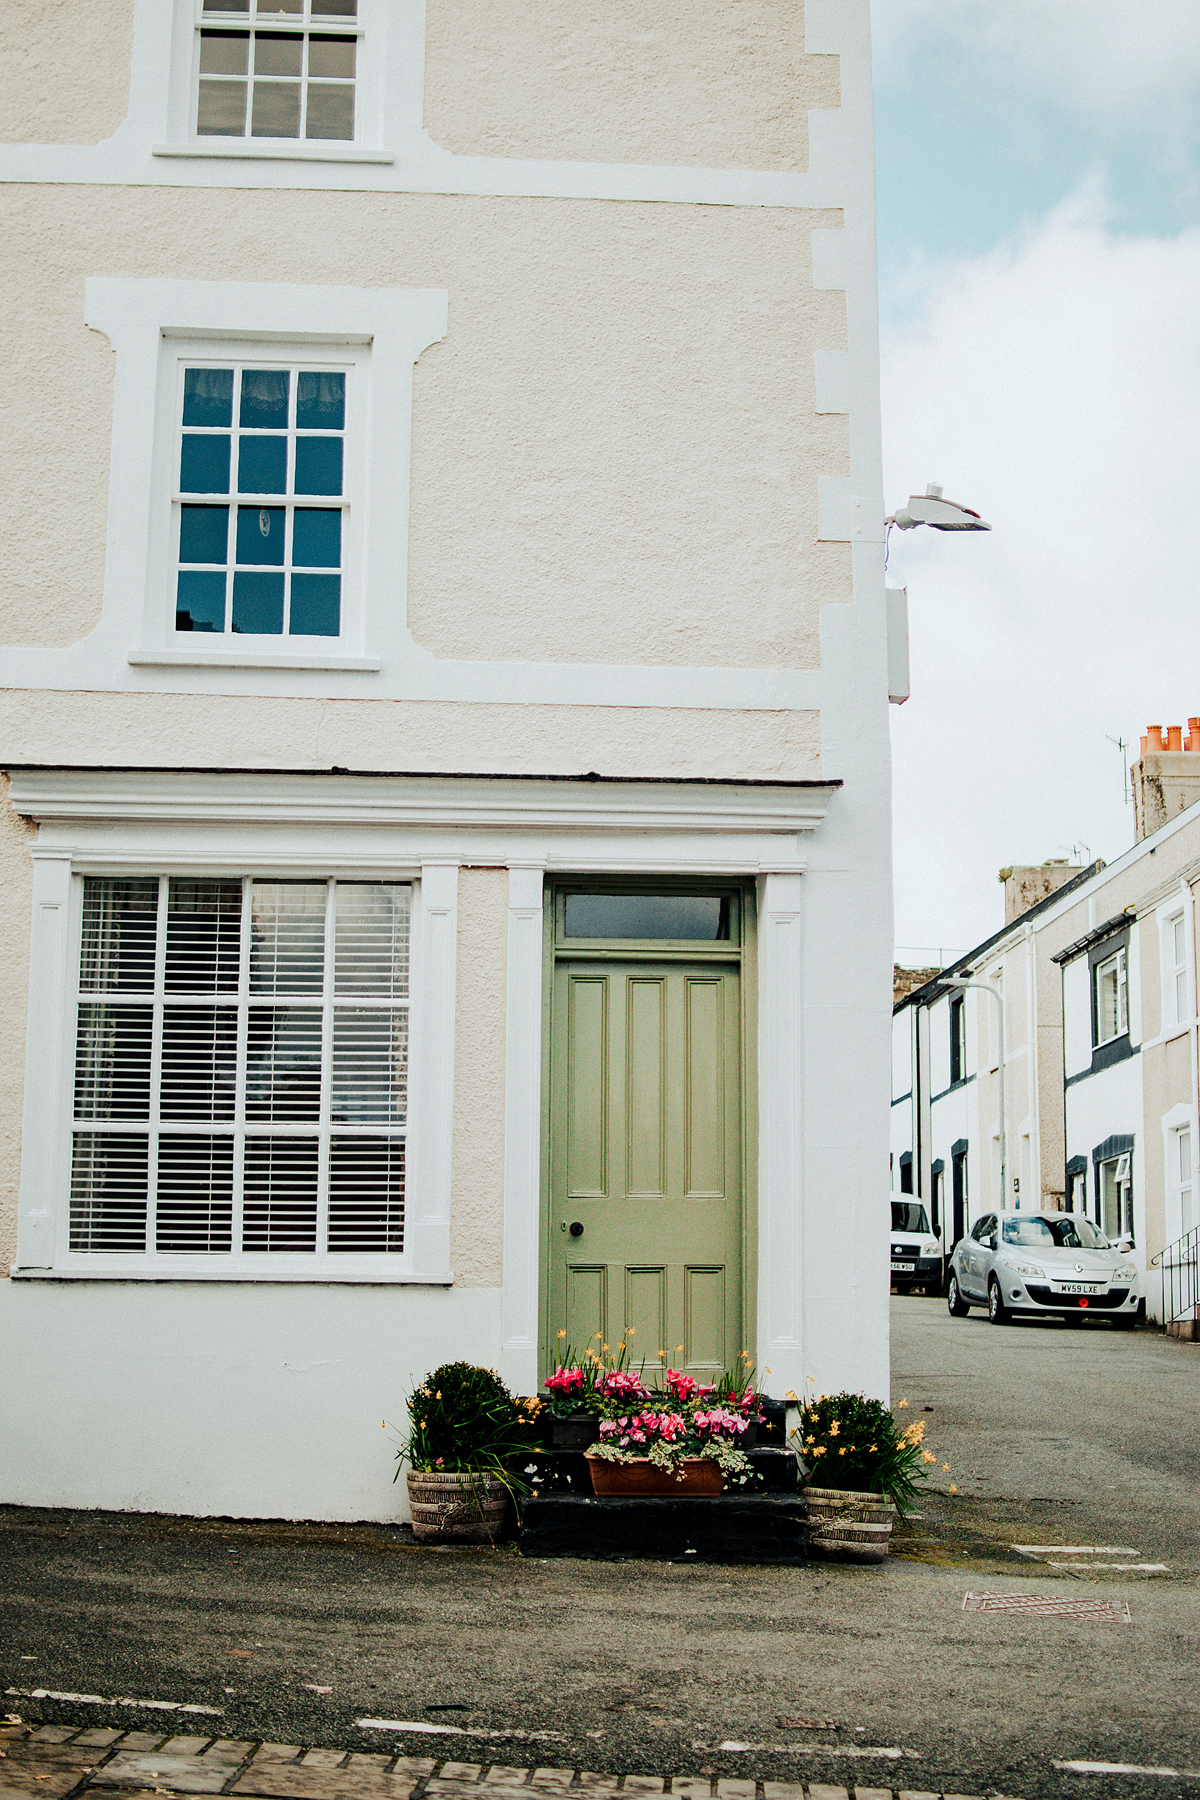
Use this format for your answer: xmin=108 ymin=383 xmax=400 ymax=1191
xmin=0 ymin=691 xmax=822 ymax=781
xmin=449 ymin=868 xmax=508 ymax=1287
xmin=422 ymin=0 xmax=840 ymax=172
xmin=0 ymin=186 xmax=849 ymax=668
xmin=0 ymin=0 xmax=134 ymax=145
xmin=0 ymin=779 xmax=36 ymax=1270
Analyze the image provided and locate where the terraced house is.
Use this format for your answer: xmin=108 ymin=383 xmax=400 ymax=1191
xmin=0 ymin=0 xmax=893 ymax=1518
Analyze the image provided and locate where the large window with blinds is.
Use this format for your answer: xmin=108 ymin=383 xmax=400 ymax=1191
xmin=68 ymin=875 xmax=409 ymax=1268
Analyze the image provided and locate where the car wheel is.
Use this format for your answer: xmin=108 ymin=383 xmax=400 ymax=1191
xmin=987 ymin=1277 xmax=1009 ymax=1325
xmin=1111 ymin=1312 xmax=1137 ymax=1331
xmin=947 ymin=1272 xmax=970 ymax=1318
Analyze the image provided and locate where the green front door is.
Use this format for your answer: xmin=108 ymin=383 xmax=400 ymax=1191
xmin=547 ymin=955 xmax=744 ymax=1375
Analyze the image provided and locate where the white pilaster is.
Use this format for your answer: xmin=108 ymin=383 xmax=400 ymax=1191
xmin=757 ymin=870 xmax=805 ymax=1397
xmin=407 ymin=860 xmax=458 ymax=1280
xmin=500 ymin=863 xmax=546 ymax=1395
xmin=16 ymin=856 xmax=73 ymax=1270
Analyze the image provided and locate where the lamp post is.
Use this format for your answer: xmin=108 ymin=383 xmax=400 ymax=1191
xmin=945 ymin=978 xmax=1006 ymax=1212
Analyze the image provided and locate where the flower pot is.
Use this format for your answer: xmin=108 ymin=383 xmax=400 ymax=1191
xmin=802 ymin=1484 xmax=897 ymax=1563
xmin=585 ymin=1455 xmax=725 ymax=1498
xmin=406 ymin=1469 xmax=510 ymax=1543
xmin=550 ymin=1413 xmax=601 ymax=1452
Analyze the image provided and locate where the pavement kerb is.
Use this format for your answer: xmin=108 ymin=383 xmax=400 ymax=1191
xmin=0 ymin=1719 xmax=996 ymax=1800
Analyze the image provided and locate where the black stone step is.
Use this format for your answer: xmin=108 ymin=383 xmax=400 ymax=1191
xmin=517 ymin=1493 xmax=809 ymax=1564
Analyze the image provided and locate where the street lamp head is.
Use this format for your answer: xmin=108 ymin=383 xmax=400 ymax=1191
xmin=888 ymin=482 xmax=991 ymax=532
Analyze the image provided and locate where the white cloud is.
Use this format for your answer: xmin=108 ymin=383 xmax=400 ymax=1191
xmin=883 ymin=192 xmax=1200 ymax=952
xmin=871 ymin=0 xmax=1200 ymax=126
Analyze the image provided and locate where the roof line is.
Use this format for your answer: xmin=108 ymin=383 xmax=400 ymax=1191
xmin=893 ymin=860 xmax=1106 ymax=1012
xmin=1 ymin=764 xmax=843 ymax=791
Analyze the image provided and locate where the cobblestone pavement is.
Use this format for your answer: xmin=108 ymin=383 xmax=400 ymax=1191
xmin=0 ymin=1721 xmax=994 ymax=1800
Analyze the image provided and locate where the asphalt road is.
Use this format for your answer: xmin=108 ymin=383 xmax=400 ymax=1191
xmin=2 ymin=1298 xmax=1198 ymax=1800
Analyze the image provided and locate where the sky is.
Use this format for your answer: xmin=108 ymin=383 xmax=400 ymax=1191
xmin=872 ymin=2 xmax=1200 ymax=959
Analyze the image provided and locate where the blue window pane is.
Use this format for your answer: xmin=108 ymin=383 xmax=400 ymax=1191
xmin=180 ymin=434 xmax=230 ymax=494
xmin=232 ymin=571 xmax=285 ymax=634
xmin=289 ymin=574 xmax=340 ymax=637
xmin=292 ymin=508 xmax=340 ymax=567
xmin=238 ymin=435 xmax=287 ymax=494
xmin=236 ymin=505 xmax=286 ymax=565
xmin=183 ymin=368 xmax=233 ymax=427
xmin=239 ymin=368 xmax=290 ymax=428
xmin=294 ymin=436 xmax=342 ymax=496
xmin=176 ymin=570 xmax=227 ymax=632
xmin=296 ymin=371 xmax=345 ymax=429
xmin=179 ymin=505 xmax=229 ymax=564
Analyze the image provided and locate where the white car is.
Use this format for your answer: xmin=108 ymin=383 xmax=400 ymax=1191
xmin=947 ymin=1210 xmax=1141 ymax=1327
xmin=891 ymin=1199 xmax=943 ymax=1293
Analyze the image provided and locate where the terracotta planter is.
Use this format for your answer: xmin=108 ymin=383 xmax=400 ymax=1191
xmin=549 ymin=1413 xmax=601 ymax=1452
xmin=803 ymin=1483 xmax=897 ymax=1563
xmin=585 ymin=1455 xmax=724 ymax=1497
xmin=406 ymin=1469 xmax=510 ymax=1543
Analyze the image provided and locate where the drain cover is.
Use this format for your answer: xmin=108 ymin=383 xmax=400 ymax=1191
xmin=963 ymin=1591 xmax=1131 ymax=1622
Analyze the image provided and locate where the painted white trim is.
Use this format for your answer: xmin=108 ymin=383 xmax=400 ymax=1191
xmin=15 ymin=858 xmax=74 ymax=1269
xmin=406 ymin=862 xmax=458 ymax=1280
xmin=0 ymin=0 xmax=872 ymax=212
xmin=499 ymin=862 xmax=546 ymax=1393
xmin=8 ymin=768 xmax=836 ymax=838
xmin=757 ymin=871 xmax=804 ymax=1394
xmin=63 ymin=280 xmax=445 ymax=682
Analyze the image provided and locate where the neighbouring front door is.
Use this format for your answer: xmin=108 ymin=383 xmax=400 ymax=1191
xmin=546 ymin=889 xmax=746 ymax=1379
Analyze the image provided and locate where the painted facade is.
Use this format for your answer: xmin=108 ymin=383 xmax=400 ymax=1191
xmin=1 ymin=0 xmax=893 ymax=1520
xmin=894 ymin=796 xmax=1200 ymax=1321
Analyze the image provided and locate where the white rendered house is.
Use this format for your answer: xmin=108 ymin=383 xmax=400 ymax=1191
xmin=0 ymin=0 xmax=894 ymax=1520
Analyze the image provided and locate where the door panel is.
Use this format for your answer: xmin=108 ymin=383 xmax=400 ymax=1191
xmin=625 ymin=1264 xmax=667 ymax=1352
xmin=685 ymin=1265 xmax=725 ymax=1369
xmin=626 ymin=979 xmax=666 ymax=1197
xmin=566 ymin=1262 xmax=607 ymax=1347
xmin=549 ymin=958 xmax=742 ymax=1375
xmin=566 ymin=976 xmax=608 ymax=1197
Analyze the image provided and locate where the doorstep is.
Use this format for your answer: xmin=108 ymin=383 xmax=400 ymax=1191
xmin=516 ymin=1494 xmax=808 ymax=1564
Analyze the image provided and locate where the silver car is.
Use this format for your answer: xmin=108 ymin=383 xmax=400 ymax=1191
xmin=947 ymin=1209 xmax=1141 ymax=1327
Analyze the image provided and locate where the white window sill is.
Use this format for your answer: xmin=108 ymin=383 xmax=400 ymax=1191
xmin=153 ymin=142 xmax=396 ymax=165
xmin=129 ymin=650 xmax=382 ymax=672
xmin=12 ymin=1266 xmax=451 ymax=1286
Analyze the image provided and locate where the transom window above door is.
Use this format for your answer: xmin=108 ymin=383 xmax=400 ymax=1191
xmin=196 ymin=0 xmax=358 ymax=142
xmin=175 ymin=362 xmax=347 ymax=640
xmin=559 ymin=891 xmax=740 ymax=944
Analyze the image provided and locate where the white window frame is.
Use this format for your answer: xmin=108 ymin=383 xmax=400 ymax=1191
xmin=1161 ymin=902 xmax=1192 ymax=1036
xmin=83 ymin=279 xmax=446 ymax=675
xmin=16 ymin=849 xmax=461 ymax=1284
xmin=1162 ymin=1103 xmax=1197 ymax=1247
xmin=170 ymin=347 xmax=363 ymax=651
xmin=1099 ymin=1152 xmax=1133 ymax=1242
xmin=161 ymin=0 xmax=399 ymax=163
xmin=1094 ymin=946 xmax=1128 ymax=1047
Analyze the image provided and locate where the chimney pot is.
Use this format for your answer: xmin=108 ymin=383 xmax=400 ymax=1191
xmin=1147 ymin=725 xmax=1166 ymax=752
xmin=1168 ymin=725 xmax=1184 ymax=751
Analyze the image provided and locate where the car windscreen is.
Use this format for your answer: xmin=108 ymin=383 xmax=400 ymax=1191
xmin=1004 ymin=1214 xmax=1111 ymax=1250
xmin=891 ymin=1202 xmax=931 ymax=1234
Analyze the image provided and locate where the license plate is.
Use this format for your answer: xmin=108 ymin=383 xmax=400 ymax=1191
xmin=890 ymin=1261 xmax=915 ymax=1273
xmin=1051 ymin=1283 xmax=1103 ymax=1296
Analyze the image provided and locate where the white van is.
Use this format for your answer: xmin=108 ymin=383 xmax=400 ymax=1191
xmin=890 ymin=1198 xmax=943 ymax=1294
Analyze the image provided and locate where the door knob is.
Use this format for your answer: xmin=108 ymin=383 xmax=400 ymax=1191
xmin=569 ymin=1221 xmax=584 ymax=1238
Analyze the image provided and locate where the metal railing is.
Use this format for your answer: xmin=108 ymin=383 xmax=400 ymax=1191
xmin=1151 ymin=1223 xmax=1200 ymax=1324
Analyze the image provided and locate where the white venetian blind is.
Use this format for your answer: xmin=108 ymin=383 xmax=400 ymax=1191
xmin=69 ymin=875 xmax=410 ymax=1263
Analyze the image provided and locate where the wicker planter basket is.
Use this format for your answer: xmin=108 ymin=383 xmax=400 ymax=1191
xmin=585 ymin=1455 xmax=725 ymax=1498
xmin=406 ymin=1469 xmax=510 ymax=1543
xmin=803 ymin=1484 xmax=897 ymax=1562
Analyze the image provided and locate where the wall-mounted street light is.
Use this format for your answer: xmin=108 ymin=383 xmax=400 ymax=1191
xmin=884 ymin=484 xmax=991 ymax=706
xmin=887 ymin=482 xmax=991 ymax=532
